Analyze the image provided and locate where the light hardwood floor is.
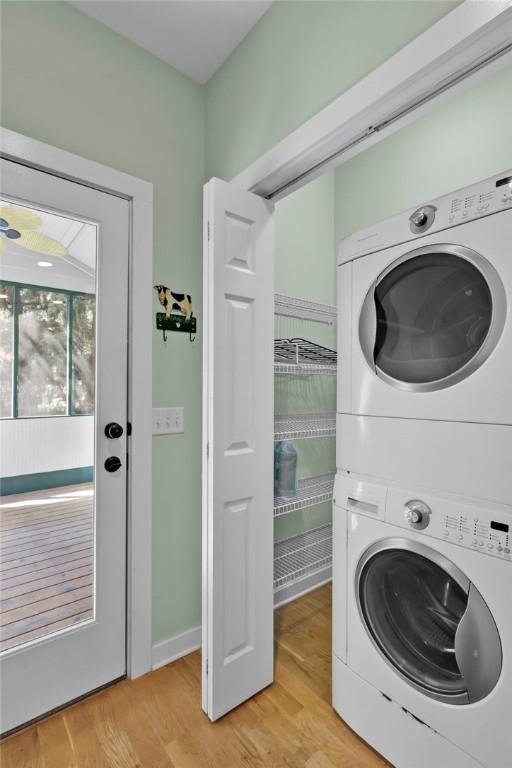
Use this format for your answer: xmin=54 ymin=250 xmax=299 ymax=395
xmin=1 ymin=584 xmax=392 ymax=767
xmin=0 ymin=483 xmax=94 ymax=652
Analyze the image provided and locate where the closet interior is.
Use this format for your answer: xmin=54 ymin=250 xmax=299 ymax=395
xmin=273 ymin=293 xmax=337 ymax=606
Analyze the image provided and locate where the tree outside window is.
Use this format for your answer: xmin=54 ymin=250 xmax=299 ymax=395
xmin=0 ymin=285 xmax=14 ymax=418
xmin=0 ymin=282 xmax=95 ymax=418
xmin=72 ymin=295 xmax=96 ymax=415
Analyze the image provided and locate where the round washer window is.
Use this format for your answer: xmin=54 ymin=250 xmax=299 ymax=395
xmin=356 ymin=539 xmax=503 ymax=705
xmin=359 ymin=245 xmax=506 ymax=391
xmin=358 ymin=548 xmax=468 ymax=701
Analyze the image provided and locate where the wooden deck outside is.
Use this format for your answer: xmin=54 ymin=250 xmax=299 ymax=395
xmin=0 ymin=483 xmax=94 ymax=653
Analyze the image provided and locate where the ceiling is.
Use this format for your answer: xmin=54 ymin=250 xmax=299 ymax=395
xmin=0 ymin=200 xmax=96 ymax=294
xmin=70 ymin=1 xmax=273 ymax=84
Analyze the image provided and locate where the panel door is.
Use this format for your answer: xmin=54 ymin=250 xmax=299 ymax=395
xmin=202 ymin=177 xmax=274 ymax=721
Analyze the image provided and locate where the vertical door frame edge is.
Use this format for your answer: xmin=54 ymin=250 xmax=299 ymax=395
xmin=0 ymin=126 xmax=153 ymax=679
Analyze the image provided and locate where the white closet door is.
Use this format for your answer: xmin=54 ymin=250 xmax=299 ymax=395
xmin=202 ymin=177 xmax=274 ymax=721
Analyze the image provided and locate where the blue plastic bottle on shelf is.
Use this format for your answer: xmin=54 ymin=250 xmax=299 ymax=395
xmin=274 ymin=441 xmax=298 ymax=499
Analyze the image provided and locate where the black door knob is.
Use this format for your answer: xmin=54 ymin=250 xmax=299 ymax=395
xmin=104 ymin=456 xmax=122 ymax=472
xmin=104 ymin=422 xmax=124 ymax=439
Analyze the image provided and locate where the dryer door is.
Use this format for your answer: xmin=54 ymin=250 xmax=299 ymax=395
xmin=356 ymin=538 xmax=502 ymax=705
xmin=359 ymin=244 xmax=506 ymax=392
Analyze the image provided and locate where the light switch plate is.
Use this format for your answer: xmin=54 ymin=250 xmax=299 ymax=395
xmin=152 ymin=407 xmax=184 ymax=435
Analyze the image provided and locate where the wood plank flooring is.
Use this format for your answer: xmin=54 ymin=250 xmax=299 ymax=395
xmin=0 ymin=483 xmax=94 ymax=652
xmin=0 ymin=584 xmax=392 ymax=767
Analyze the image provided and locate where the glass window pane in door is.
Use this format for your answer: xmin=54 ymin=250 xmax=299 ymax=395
xmin=0 ymin=199 xmax=97 ymax=653
xmin=374 ymin=253 xmax=492 ymax=383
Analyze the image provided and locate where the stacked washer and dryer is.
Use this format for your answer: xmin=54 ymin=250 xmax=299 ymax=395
xmin=332 ymin=172 xmax=512 ymax=768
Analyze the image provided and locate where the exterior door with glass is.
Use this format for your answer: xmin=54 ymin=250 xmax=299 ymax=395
xmin=0 ymin=158 xmax=129 ymax=733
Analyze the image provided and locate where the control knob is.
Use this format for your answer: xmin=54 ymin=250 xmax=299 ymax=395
xmin=405 ymin=508 xmax=422 ymax=525
xmin=404 ymin=499 xmax=432 ymax=530
xmin=409 ymin=205 xmax=436 ymax=234
xmin=411 ymin=211 xmax=428 ymax=228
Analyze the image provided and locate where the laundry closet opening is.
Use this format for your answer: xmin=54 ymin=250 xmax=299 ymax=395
xmin=202 ymin=39 xmax=512 ymax=726
xmin=273 ymin=172 xmax=337 ymax=613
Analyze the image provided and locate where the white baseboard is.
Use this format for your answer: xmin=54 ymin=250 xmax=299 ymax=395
xmin=274 ymin=566 xmax=332 ymax=608
xmin=151 ymin=571 xmax=331 ymax=670
xmin=152 ymin=625 xmax=202 ymax=671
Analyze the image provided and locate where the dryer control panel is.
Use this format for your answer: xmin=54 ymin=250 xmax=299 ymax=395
xmin=338 ymin=170 xmax=512 ymax=265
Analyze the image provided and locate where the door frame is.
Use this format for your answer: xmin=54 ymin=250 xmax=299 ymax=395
xmin=0 ymin=126 xmax=153 ymax=679
xmin=233 ymin=1 xmax=512 ymax=200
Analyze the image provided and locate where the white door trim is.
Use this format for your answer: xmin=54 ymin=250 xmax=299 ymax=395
xmin=0 ymin=126 xmax=153 ymax=679
xmin=233 ymin=0 xmax=512 ymax=200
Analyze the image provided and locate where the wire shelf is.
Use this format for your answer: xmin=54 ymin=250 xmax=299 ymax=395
xmin=275 ymin=293 xmax=337 ymax=325
xmin=274 ymin=524 xmax=332 ymax=591
xmin=274 ymin=413 xmax=336 ymax=441
xmin=274 ymin=338 xmax=337 ymax=376
xmin=274 ymin=474 xmax=335 ymax=517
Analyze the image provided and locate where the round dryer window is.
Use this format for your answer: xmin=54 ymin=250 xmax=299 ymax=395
xmin=359 ymin=244 xmax=506 ymax=392
xmin=355 ymin=539 xmax=502 ymax=705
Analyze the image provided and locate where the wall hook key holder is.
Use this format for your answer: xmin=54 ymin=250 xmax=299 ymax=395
xmin=154 ymin=284 xmax=197 ymax=342
xmin=156 ymin=312 xmax=197 ymax=342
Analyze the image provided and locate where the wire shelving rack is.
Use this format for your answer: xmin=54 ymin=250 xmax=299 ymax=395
xmin=274 ymin=524 xmax=333 ymax=592
xmin=274 ymin=474 xmax=335 ymax=517
xmin=274 ymin=413 xmax=336 ymax=441
xmin=274 ymin=338 xmax=337 ymax=375
xmin=274 ymin=293 xmax=337 ymax=325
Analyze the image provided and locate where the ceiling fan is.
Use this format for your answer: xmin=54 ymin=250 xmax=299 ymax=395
xmin=0 ymin=205 xmax=67 ymax=258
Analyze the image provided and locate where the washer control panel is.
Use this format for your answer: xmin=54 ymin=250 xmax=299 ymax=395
xmin=336 ymin=475 xmax=512 ymax=562
xmin=386 ymin=487 xmax=512 ymax=562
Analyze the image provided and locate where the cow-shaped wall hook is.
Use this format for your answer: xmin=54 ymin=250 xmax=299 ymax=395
xmin=154 ymin=285 xmax=193 ymax=320
xmin=154 ymin=284 xmax=196 ymax=342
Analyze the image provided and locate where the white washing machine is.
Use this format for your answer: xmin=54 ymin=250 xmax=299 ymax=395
xmin=337 ymin=171 xmax=512 ymax=504
xmin=332 ymin=473 xmax=512 ymax=768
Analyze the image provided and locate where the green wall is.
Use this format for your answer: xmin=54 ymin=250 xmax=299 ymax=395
xmin=335 ymin=64 xmax=512 ymax=243
xmin=2 ymin=0 xmax=509 ymax=649
xmin=274 ymin=174 xmax=337 ymax=542
xmin=206 ymin=0 xmax=458 ymax=180
xmin=0 ymin=1 xmax=205 ymax=645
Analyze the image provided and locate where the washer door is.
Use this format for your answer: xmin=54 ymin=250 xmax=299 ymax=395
xmin=359 ymin=244 xmax=506 ymax=392
xmin=356 ymin=538 xmax=502 ymax=705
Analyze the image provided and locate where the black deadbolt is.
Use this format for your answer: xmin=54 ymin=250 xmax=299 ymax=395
xmin=104 ymin=456 xmax=122 ymax=472
xmin=104 ymin=422 xmax=124 ymax=439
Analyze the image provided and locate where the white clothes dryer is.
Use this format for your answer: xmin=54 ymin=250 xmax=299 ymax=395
xmin=337 ymin=172 xmax=512 ymax=504
xmin=332 ymin=472 xmax=512 ymax=768
xmin=338 ymin=171 xmax=512 ymax=424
